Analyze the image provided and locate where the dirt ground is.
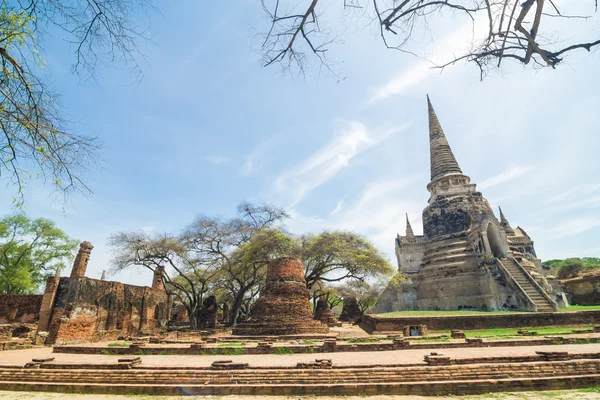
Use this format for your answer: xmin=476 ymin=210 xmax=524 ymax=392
xmin=1 ymin=390 xmax=600 ymax=399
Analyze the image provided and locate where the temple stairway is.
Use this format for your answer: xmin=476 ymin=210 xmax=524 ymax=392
xmin=498 ymin=257 xmax=556 ymax=312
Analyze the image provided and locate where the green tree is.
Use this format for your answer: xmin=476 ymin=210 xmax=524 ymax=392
xmin=109 ymin=231 xmax=222 ymax=330
xmin=545 ymin=257 xmax=600 ymax=280
xmin=181 ymin=203 xmax=290 ymax=326
xmin=295 ymin=231 xmax=394 ymax=291
xmin=0 ymin=213 xmax=78 ymax=294
xmin=1 ymin=0 xmax=151 ymax=203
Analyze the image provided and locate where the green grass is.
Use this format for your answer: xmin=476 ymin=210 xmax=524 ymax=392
xmin=107 ymin=342 xmax=130 ymax=347
xmin=559 ymin=305 xmax=600 ymax=311
xmin=100 ymin=349 xmax=111 ymax=355
xmin=275 ymin=347 xmax=295 ymax=355
xmin=450 ymin=325 xmax=595 ymax=339
xmin=376 ymin=305 xmax=600 ymax=317
xmin=217 ymin=348 xmax=243 ymax=355
xmin=217 ymin=342 xmax=245 ymax=347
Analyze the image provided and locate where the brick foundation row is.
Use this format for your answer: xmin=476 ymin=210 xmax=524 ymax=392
xmin=52 ymin=336 xmax=600 ymax=355
xmin=1 ymin=360 xmax=600 ymax=396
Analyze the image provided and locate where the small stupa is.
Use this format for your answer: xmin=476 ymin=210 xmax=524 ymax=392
xmin=233 ymin=257 xmax=329 ymax=335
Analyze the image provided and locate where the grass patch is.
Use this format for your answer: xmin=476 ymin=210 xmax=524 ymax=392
xmin=100 ymin=349 xmax=111 ymax=355
xmin=559 ymin=305 xmax=600 ymax=312
xmin=217 ymin=342 xmax=244 ymax=347
xmin=413 ymin=336 xmax=451 ymax=342
xmin=107 ymin=342 xmax=130 ymax=347
xmin=275 ymin=347 xmax=295 ymax=355
xmin=456 ymin=325 xmax=595 ymax=339
xmin=218 ymin=348 xmax=243 ymax=355
xmin=579 ymin=386 xmax=600 ymax=393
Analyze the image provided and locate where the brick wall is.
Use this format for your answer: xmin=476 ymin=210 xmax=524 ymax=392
xmin=360 ymin=310 xmax=600 ymax=333
xmin=46 ymin=276 xmax=169 ymax=344
xmin=0 ymin=295 xmax=43 ymax=323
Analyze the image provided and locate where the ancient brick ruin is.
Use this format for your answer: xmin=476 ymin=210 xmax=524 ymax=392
xmin=0 ymin=241 xmax=171 ymax=345
xmin=314 ymin=299 xmax=340 ymax=327
xmin=233 ymin=257 xmax=329 ymax=335
xmin=374 ymin=97 xmax=565 ymax=313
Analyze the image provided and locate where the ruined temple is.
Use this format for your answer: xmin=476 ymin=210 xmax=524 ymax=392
xmin=37 ymin=242 xmax=171 ymax=344
xmin=374 ymin=97 xmax=565 ymax=313
xmin=233 ymin=257 xmax=329 ymax=335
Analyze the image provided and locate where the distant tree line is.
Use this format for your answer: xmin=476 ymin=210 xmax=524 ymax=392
xmin=543 ymin=258 xmax=600 ymax=280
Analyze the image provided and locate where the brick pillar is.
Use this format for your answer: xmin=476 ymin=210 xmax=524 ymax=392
xmin=70 ymin=241 xmax=93 ymax=278
xmin=38 ymin=268 xmax=61 ymax=332
xmin=151 ymin=266 xmax=165 ymax=291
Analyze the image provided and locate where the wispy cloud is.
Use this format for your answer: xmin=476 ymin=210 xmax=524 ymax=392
xmin=546 ymin=217 xmax=600 ymax=239
xmin=369 ymin=17 xmax=488 ymax=103
xmin=547 ymin=183 xmax=600 ymax=204
xmin=205 ymin=156 xmax=228 ymax=165
xmin=286 ymin=177 xmax=423 ymax=259
xmin=240 ymin=135 xmax=279 ymax=176
xmin=273 ymin=121 xmax=409 ymax=206
xmin=478 ymin=165 xmax=535 ymax=190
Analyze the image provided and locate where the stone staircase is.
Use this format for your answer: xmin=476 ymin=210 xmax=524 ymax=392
xmin=422 ymin=239 xmax=470 ymax=267
xmin=0 ymin=359 xmax=599 ymax=395
xmin=498 ymin=257 xmax=556 ymax=312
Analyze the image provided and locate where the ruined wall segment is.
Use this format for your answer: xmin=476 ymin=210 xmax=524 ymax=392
xmin=0 ymin=295 xmax=42 ymax=324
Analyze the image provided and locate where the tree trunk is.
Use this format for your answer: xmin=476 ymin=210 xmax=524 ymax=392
xmin=228 ymin=289 xmax=247 ymax=327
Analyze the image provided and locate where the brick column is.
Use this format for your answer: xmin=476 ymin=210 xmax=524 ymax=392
xmin=70 ymin=241 xmax=93 ymax=279
xmin=37 ymin=269 xmax=61 ymax=332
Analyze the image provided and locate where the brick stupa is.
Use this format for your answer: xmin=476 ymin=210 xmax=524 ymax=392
xmin=233 ymin=257 xmax=329 ymax=335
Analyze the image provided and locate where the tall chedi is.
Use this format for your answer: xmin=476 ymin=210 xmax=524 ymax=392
xmin=373 ymin=96 xmax=561 ymax=313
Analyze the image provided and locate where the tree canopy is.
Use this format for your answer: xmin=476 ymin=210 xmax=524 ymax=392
xmin=0 ymin=0 xmax=150 ymax=203
xmin=109 ymin=202 xmax=394 ymax=327
xmin=0 ymin=213 xmax=78 ymax=294
xmin=259 ymin=0 xmax=600 ymax=78
xmin=543 ymin=257 xmax=600 ymax=280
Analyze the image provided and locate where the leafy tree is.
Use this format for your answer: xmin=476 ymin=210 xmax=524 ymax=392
xmin=1 ymin=0 xmax=150 ymax=203
xmin=108 ymin=231 xmax=222 ymax=330
xmin=337 ymin=280 xmax=387 ymax=315
xmin=181 ymin=203 xmax=290 ymax=326
xmin=295 ymin=231 xmax=394 ymax=291
xmin=0 ymin=213 xmax=78 ymax=294
xmin=543 ymin=257 xmax=600 ymax=280
xmin=259 ymin=0 xmax=600 ymax=78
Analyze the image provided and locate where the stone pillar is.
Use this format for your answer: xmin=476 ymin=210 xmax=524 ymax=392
xmin=70 ymin=241 xmax=93 ymax=278
xmin=38 ymin=268 xmax=61 ymax=331
xmin=151 ymin=266 xmax=165 ymax=291
xmin=221 ymin=303 xmax=230 ymax=323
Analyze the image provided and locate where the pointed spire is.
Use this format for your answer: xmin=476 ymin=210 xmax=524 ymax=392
xmin=405 ymin=213 xmax=416 ymax=242
xmin=427 ymin=95 xmax=463 ymax=181
xmin=498 ymin=206 xmax=514 ymax=235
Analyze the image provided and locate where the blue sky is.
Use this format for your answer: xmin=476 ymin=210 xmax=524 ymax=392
xmin=1 ymin=1 xmax=599 ymax=287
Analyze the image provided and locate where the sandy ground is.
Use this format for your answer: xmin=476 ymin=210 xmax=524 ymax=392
xmin=2 ymin=343 xmax=600 ymax=368
xmin=0 ymin=391 xmax=600 ymax=399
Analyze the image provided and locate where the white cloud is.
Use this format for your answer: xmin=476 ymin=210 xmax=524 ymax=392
xmin=205 ymin=156 xmax=228 ymax=165
xmin=286 ymin=177 xmax=423 ymax=262
xmin=478 ymin=165 xmax=535 ymax=190
xmin=546 ymin=217 xmax=600 ymax=239
xmin=273 ymin=121 xmax=409 ymax=206
xmin=369 ymin=14 xmax=489 ymax=103
xmin=240 ymin=135 xmax=279 ymax=176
